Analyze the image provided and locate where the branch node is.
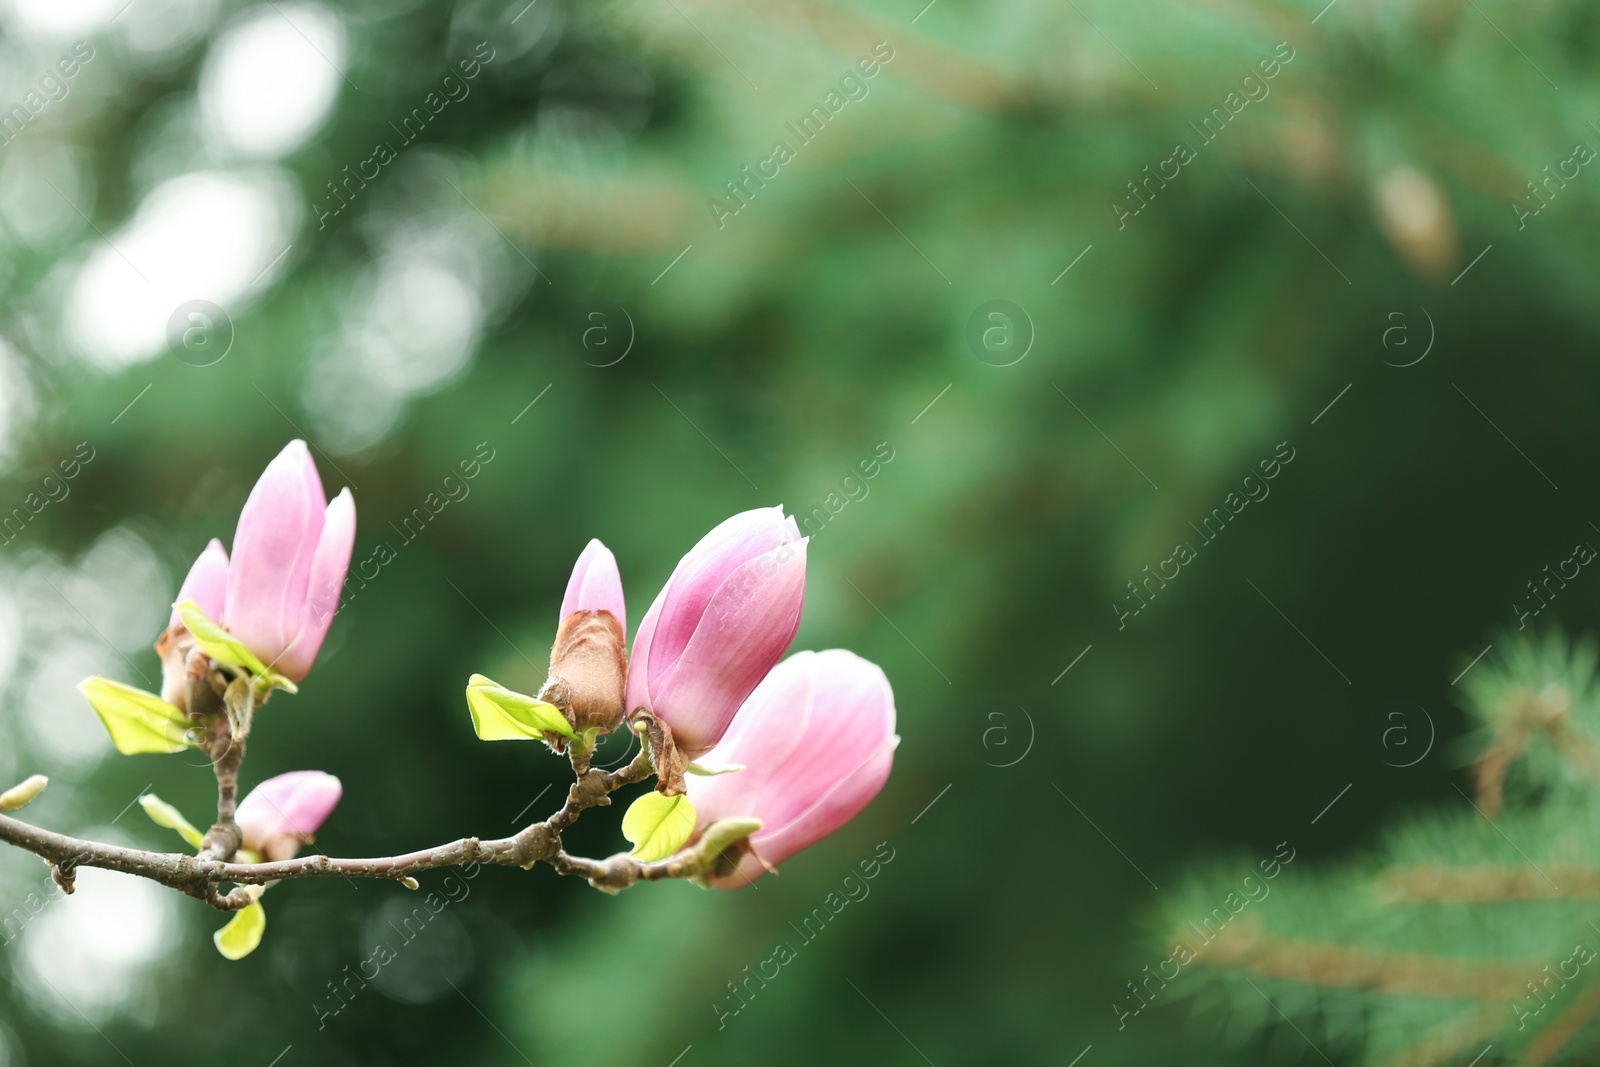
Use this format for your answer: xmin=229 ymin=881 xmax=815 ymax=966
xmin=50 ymin=861 xmax=76 ymax=895
xmin=514 ymin=822 xmax=557 ymax=867
xmin=586 ymin=854 xmax=639 ymax=894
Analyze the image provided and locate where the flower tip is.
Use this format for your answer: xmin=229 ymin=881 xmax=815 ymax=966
xmin=267 ymin=438 xmax=316 ymax=476
xmin=322 ymin=485 xmax=356 ymax=535
xmin=563 ymin=537 xmax=626 ymax=634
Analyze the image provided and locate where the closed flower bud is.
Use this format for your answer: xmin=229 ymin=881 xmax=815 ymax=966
xmin=235 ymin=770 xmax=342 ymax=862
xmin=626 ymin=507 xmax=807 ymax=757
xmin=686 ymin=650 xmax=897 ymax=888
xmin=545 ymin=540 xmax=629 ymax=735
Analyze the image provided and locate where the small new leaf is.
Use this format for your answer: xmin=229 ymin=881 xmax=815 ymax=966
xmin=697 ymin=817 xmax=763 ymax=859
xmin=622 ymin=792 xmax=697 ymax=862
xmin=138 ymin=794 xmax=205 ymax=850
xmin=174 ymin=600 xmax=299 ymax=695
xmin=465 ymin=674 xmax=575 ymax=741
xmin=0 ymin=775 xmax=47 ymax=812
xmin=214 ymin=901 xmax=266 ymax=960
xmin=78 ymin=677 xmax=194 ymax=755
xmin=687 ymin=817 xmax=765 ymax=886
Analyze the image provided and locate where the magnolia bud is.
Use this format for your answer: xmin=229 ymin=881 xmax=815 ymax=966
xmin=543 ymin=540 xmax=629 ymax=736
xmin=236 ymin=771 xmax=342 ymax=862
xmin=546 ymin=610 xmax=627 ymax=734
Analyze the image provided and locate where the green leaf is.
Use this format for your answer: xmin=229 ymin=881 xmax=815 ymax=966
xmin=214 ymin=901 xmax=266 ymax=960
xmin=173 ymin=600 xmax=298 ymax=695
xmin=622 ymin=792 xmax=697 ymax=862
xmin=697 ymin=816 xmax=763 ymax=858
xmin=687 ymin=817 xmax=765 ymax=886
xmin=77 ymin=677 xmax=194 ymax=755
xmin=465 ymin=674 xmax=574 ymax=741
xmin=138 ymin=794 xmax=205 ymax=849
xmin=686 ymin=761 xmax=746 ymax=777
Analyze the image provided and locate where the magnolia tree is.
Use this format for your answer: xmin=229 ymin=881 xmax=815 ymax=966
xmin=0 ymin=442 xmax=899 ymax=959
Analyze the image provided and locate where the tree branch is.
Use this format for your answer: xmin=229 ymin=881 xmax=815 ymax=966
xmin=0 ymin=743 xmax=663 ymax=910
xmin=1381 ymin=863 xmax=1600 ymax=903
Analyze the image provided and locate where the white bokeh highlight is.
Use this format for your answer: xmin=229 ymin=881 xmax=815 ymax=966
xmin=200 ymin=4 xmax=345 ymax=160
xmin=61 ymin=168 xmax=300 ymax=369
xmin=17 ymin=859 xmax=176 ymax=1025
xmin=13 ymin=527 xmax=171 ymax=770
xmin=0 ymin=0 xmax=125 ymax=39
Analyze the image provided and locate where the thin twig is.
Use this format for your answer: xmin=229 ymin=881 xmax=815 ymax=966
xmin=1189 ymin=922 xmax=1531 ymax=999
xmin=1523 ymin=977 xmax=1600 ymax=1066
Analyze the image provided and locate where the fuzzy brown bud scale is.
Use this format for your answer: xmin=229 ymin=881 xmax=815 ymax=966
xmin=628 ymin=706 xmax=689 ymax=797
xmin=544 ymin=610 xmax=628 ymax=735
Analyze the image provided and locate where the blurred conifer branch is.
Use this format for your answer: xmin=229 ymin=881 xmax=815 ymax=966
xmin=1165 ymin=635 xmax=1600 ymax=1066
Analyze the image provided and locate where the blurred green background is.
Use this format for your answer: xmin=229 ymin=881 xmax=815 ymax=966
xmin=0 ymin=0 xmax=1597 ymax=1063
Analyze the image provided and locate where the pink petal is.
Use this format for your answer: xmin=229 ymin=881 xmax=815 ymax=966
xmin=170 ymin=538 xmax=229 ymax=627
xmin=224 ymin=441 xmax=327 ymax=669
xmin=737 ymin=649 xmax=892 ymax=830
xmin=625 ymin=583 xmax=665 ymax=716
xmin=686 ymin=650 xmax=817 ymax=816
xmin=710 ymin=740 xmax=896 ymax=889
xmin=276 ymin=488 xmax=355 ymax=682
xmin=651 ymin=539 xmax=807 ymax=756
xmin=561 ymin=538 xmax=626 ymax=636
xmin=648 ymin=506 xmax=796 ymax=682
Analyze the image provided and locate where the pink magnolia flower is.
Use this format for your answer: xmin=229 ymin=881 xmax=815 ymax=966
xmin=686 ymin=649 xmax=898 ymax=888
xmin=172 ymin=440 xmax=355 ymax=682
xmin=626 ymin=507 xmax=807 ymax=757
xmin=561 ymin=538 xmax=626 ymax=633
xmin=235 ymin=770 xmax=342 ymax=862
